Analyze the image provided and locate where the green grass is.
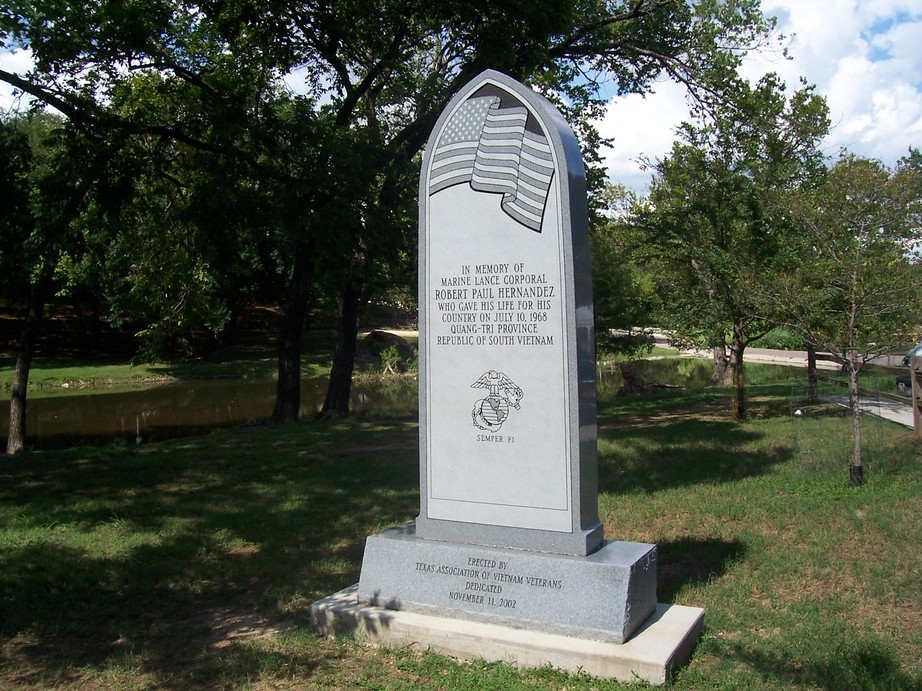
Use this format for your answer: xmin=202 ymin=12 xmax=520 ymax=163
xmin=598 ymin=345 xmax=680 ymax=363
xmin=0 ymin=358 xmax=171 ymax=393
xmin=1 ymin=382 xmax=920 ymax=689
xmin=597 ymin=388 xmax=921 ymax=689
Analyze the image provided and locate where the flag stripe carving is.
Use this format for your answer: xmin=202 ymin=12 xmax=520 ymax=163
xmin=429 ymin=95 xmax=555 ymax=232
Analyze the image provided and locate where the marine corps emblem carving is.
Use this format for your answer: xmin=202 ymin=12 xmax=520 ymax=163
xmin=471 ymin=370 xmax=523 ymax=432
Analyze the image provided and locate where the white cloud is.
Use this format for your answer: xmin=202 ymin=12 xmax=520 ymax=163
xmin=870 ymin=18 xmax=922 ymax=74
xmin=594 ymin=79 xmax=688 ymax=192
xmin=0 ymin=48 xmax=35 ymax=113
xmin=596 ymin=1 xmax=922 ymax=193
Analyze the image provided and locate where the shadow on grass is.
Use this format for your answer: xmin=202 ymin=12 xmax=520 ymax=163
xmin=656 ymin=537 xmax=746 ymax=603
xmin=597 ymin=416 xmax=792 ymax=494
xmin=728 ymin=636 xmax=922 ymax=690
xmin=0 ymin=419 xmax=419 ymax=687
xmin=597 ymin=379 xmax=811 ymax=422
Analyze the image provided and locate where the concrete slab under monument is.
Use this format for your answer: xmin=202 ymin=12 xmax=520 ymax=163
xmin=310 ymin=585 xmax=704 ymax=685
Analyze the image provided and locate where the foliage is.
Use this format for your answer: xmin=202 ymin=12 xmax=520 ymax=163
xmin=781 ymin=153 xmax=922 ymax=357
xmin=776 ymin=152 xmax=922 ymax=469
xmin=0 ymin=0 xmax=785 ymax=288
xmin=749 ymin=328 xmax=807 ymax=351
xmin=1 ymin=0 xmax=786 ymax=422
xmin=0 ymin=115 xmax=35 ymax=299
xmin=590 ymin=183 xmax=660 ymax=357
xmin=0 ymin=112 xmax=72 ymax=300
xmin=631 ymin=72 xmax=829 ymax=416
xmin=0 ymin=111 xmax=140 ymax=452
xmin=376 ymin=343 xmax=418 ymax=375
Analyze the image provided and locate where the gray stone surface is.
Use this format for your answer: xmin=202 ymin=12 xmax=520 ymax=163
xmin=357 ymin=523 xmax=656 ymax=644
xmin=338 ymin=70 xmax=693 ymax=671
xmin=417 ymin=68 xmax=601 ymax=556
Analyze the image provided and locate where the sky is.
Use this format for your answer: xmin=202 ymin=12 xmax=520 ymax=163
xmin=3 ymin=2 xmax=921 ymax=195
xmin=597 ymin=1 xmax=922 ymax=192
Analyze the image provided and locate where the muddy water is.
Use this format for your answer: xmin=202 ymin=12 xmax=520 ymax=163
xmin=0 ymin=376 xmax=418 ymax=450
xmin=1 ymin=359 xmax=802 ymax=450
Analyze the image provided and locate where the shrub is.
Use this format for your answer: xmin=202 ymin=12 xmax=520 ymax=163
xmin=751 ymin=328 xmax=807 ymax=350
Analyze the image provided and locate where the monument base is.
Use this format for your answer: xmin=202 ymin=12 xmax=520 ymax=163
xmin=309 ymin=585 xmax=704 ymax=685
xmin=356 ymin=522 xmax=656 ymax=644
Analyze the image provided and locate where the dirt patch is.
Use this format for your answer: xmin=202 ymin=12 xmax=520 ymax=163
xmin=599 ymin=403 xmax=730 ymax=430
xmin=201 ymin=606 xmax=301 ymax=649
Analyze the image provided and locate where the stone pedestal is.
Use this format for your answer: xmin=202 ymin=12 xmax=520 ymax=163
xmin=358 ymin=522 xmax=656 ymax=644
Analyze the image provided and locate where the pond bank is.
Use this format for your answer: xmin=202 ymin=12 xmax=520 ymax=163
xmin=3 ymin=358 xmax=807 ymax=450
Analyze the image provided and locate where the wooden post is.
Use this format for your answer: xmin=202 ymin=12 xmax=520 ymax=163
xmin=912 ymin=355 xmax=921 ymax=440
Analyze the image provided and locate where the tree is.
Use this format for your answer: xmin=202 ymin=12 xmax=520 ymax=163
xmin=778 ymin=153 xmax=922 ymax=483
xmin=28 ymin=82 xmax=300 ymax=370
xmin=2 ymin=0 xmax=783 ymax=431
xmin=1 ymin=114 xmax=128 ymax=453
xmin=590 ymin=183 xmax=660 ymax=358
xmin=0 ymin=115 xmax=35 ymax=302
xmin=634 ymin=73 xmax=829 ymax=417
xmin=275 ymin=0 xmax=786 ymax=418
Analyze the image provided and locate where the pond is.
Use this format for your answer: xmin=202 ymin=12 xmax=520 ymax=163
xmin=1 ymin=358 xmax=806 ymax=450
xmin=0 ymin=376 xmax=419 ymax=450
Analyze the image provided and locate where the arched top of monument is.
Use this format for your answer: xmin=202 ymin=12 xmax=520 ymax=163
xmin=425 ymin=69 xmax=586 ymax=183
xmin=422 ymin=69 xmax=587 ymax=236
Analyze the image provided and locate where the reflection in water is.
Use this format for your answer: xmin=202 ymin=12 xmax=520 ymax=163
xmin=596 ymin=358 xmax=714 ymax=398
xmin=1 ymin=359 xmax=803 ymax=449
xmin=0 ymin=376 xmax=418 ymax=450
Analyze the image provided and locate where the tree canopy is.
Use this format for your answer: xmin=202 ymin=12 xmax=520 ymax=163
xmin=1 ymin=0 xmax=787 ymax=450
xmin=630 ymin=73 xmax=829 ymax=417
xmin=776 ymin=152 xmax=922 ymax=475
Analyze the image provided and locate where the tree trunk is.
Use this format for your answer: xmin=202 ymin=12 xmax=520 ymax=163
xmin=911 ymin=356 xmax=922 ymax=439
xmin=320 ymin=254 xmax=367 ymax=418
xmin=729 ymin=319 xmax=746 ymax=419
xmin=318 ymin=163 xmax=400 ymax=419
xmin=6 ymin=262 xmax=56 ymax=455
xmin=848 ymin=349 xmax=863 ymax=485
xmin=807 ymin=345 xmax=818 ymax=403
xmin=711 ymin=342 xmax=731 ymax=384
xmin=272 ymin=243 xmax=315 ymax=424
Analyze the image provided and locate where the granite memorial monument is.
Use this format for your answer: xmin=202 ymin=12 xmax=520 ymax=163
xmin=310 ymin=70 xmax=703 ymax=683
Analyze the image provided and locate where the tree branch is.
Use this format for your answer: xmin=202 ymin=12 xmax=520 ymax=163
xmin=548 ymin=0 xmax=662 ymax=60
xmin=0 ymin=69 xmax=97 ymax=125
xmin=0 ymin=68 xmax=298 ymax=185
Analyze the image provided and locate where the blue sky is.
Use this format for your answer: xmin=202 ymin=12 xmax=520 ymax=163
xmin=597 ymin=1 xmax=922 ymax=192
xmin=3 ymin=2 xmax=921 ymax=195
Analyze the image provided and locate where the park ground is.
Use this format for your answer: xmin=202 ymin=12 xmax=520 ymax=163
xmin=0 ymin=310 xmax=920 ymax=688
xmin=1 ymin=369 xmax=920 ymax=689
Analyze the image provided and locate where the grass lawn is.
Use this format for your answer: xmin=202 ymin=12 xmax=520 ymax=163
xmin=1 ymin=383 xmax=919 ymax=689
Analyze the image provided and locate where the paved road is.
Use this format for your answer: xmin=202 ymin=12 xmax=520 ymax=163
xmin=652 ymin=332 xmax=909 ymax=368
xmin=744 ymin=347 xmax=838 ymax=369
xmin=820 ymin=395 xmax=915 ymax=429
